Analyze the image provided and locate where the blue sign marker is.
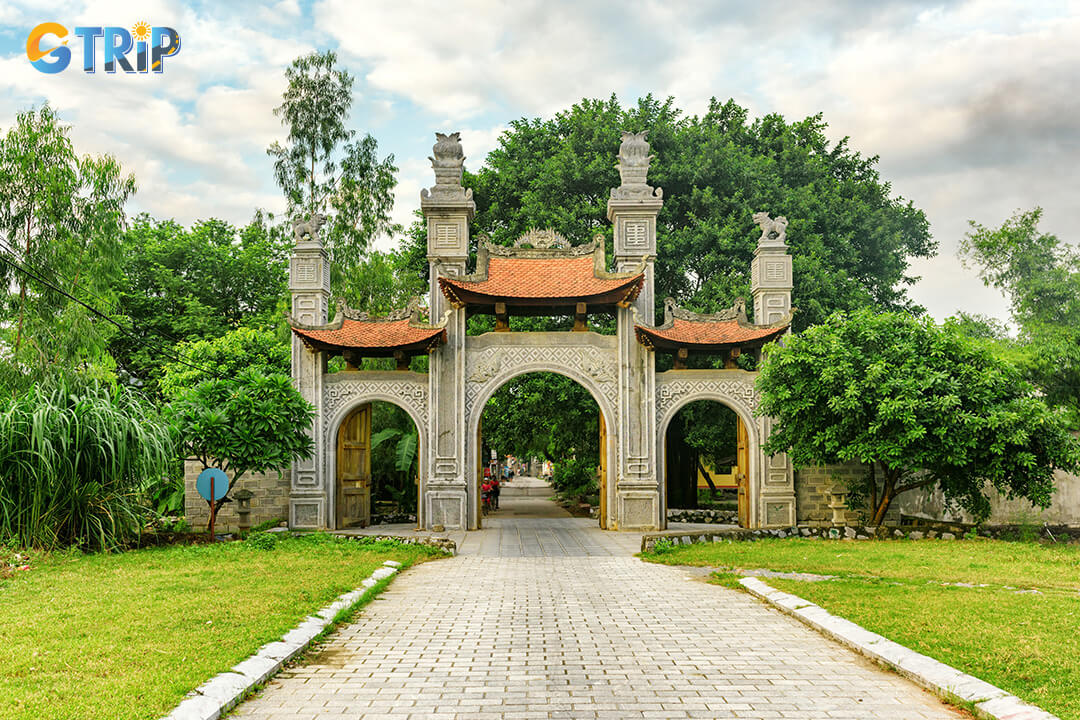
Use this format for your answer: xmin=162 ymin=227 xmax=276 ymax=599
xmin=196 ymin=467 xmax=229 ymax=502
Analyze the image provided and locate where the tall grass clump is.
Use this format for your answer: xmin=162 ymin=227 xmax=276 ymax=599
xmin=0 ymin=377 xmax=175 ymax=551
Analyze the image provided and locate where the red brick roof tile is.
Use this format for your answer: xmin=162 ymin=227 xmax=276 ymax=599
xmin=636 ymin=318 xmax=787 ymax=349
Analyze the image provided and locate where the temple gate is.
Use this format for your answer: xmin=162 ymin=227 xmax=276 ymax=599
xmin=286 ymin=131 xmax=796 ymax=531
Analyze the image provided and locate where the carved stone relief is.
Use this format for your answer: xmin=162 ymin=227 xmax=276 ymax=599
xmin=323 ymin=378 xmax=429 ymax=443
xmin=464 ymin=345 xmax=618 ymax=418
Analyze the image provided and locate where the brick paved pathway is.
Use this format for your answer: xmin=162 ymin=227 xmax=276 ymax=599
xmin=233 ymin=498 xmax=963 ymax=719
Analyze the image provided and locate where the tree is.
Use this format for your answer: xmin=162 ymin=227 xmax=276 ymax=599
xmin=267 ymin=50 xmax=399 ymax=298
xmin=961 ymin=208 xmax=1080 ymax=425
xmin=480 ymin=373 xmax=600 ymax=464
xmin=168 ymin=368 xmax=315 ymax=525
xmin=403 ymin=95 xmax=934 ymax=330
xmin=0 ymin=105 xmax=135 ymax=384
xmin=113 ymin=212 xmax=291 ymax=390
xmin=757 ymin=310 xmax=1080 ymax=525
xmin=159 ymin=327 xmax=290 ymax=399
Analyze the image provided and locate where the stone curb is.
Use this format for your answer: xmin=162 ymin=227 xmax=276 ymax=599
xmin=160 ymin=560 xmax=404 ymax=720
xmin=738 ymin=576 xmax=1060 ymax=720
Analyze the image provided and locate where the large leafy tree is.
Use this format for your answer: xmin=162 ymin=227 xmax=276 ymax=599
xmin=960 ymin=208 xmax=1080 ymax=426
xmin=757 ymin=310 xmax=1080 ymax=525
xmin=408 ymin=95 xmax=933 ymax=329
xmin=0 ymin=105 xmax=135 ymax=385
xmin=113 ymin=212 xmax=291 ymax=390
xmin=267 ymin=50 xmax=399 ymax=299
xmin=168 ymin=368 xmax=315 ymax=525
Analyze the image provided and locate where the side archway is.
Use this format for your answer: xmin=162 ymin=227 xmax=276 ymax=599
xmin=326 ymin=392 xmax=428 ymax=530
xmin=656 ymin=380 xmax=762 ymax=529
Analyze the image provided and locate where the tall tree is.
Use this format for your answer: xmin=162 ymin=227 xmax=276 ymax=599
xmin=267 ymin=50 xmax=399 ymax=299
xmin=405 ymin=95 xmax=934 ymax=330
xmin=961 ymin=208 xmax=1080 ymax=425
xmin=0 ymin=105 xmax=135 ymax=385
xmin=113 ymin=212 xmax=291 ymax=390
xmin=757 ymin=309 xmax=1080 ymax=524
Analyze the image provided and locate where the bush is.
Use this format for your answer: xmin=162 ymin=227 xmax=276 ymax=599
xmin=245 ymin=531 xmax=279 ymax=550
xmin=0 ymin=377 xmax=175 ymax=551
xmin=550 ymin=457 xmax=598 ymax=503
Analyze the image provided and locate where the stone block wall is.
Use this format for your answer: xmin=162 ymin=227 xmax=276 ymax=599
xmin=184 ymin=459 xmax=290 ymax=532
xmin=794 ymin=462 xmax=864 ymax=526
xmin=794 ymin=461 xmax=902 ymax=526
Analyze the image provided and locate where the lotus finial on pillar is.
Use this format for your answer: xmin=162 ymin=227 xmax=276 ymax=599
xmin=611 ymin=131 xmax=662 ymax=200
xmin=422 ymin=131 xmax=473 ymax=202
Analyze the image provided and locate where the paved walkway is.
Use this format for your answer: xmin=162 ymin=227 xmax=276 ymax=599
xmin=234 ymin=497 xmax=963 ymax=720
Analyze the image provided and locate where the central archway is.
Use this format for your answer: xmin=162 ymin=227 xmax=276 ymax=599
xmin=466 ymin=366 xmax=616 ymax=530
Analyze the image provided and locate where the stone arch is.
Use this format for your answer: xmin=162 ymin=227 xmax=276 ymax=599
xmin=466 ymin=363 xmax=617 ymax=530
xmin=325 ymin=389 xmax=428 ymax=530
xmin=655 ymin=382 xmax=762 ymax=529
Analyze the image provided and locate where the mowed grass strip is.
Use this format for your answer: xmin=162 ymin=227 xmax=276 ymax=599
xmin=0 ymin=535 xmax=445 ymax=720
xmin=642 ymin=538 xmax=1080 ymax=720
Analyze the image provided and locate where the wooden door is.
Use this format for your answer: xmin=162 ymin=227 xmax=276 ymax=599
xmin=476 ymin=418 xmax=483 ymax=529
xmin=337 ymin=404 xmax=371 ymax=528
xmin=735 ymin=415 xmax=749 ymax=527
xmin=598 ymin=411 xmax=608 ymax=529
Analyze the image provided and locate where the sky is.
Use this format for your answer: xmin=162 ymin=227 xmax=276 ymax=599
xmin=1 ymin=0 xmax=1078 ymax=323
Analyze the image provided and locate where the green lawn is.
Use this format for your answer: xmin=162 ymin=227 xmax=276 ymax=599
xmin=0 ymin=534 xmax=445 ymax=720
xmin=642 ymin=538 xmax=1080 ymax=720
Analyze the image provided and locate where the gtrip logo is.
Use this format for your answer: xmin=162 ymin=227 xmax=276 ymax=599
xmin=27 ymin=22 xmax=181 ymax=74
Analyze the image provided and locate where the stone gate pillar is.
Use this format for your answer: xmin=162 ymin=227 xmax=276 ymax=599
xmin=420 ymin=132 xmax=474 ymax=529
xmin=750 ymin=213 xmax=793 ymax=325
xmin=607 ymin=131 xmax=662 ymax=326
xmin=609 ymin=131 xmax=662 ymax=530
xmin=288 ymin=217 xmax=330 ymax=529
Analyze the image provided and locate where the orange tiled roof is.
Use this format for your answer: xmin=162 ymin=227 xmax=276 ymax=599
xmin=635 ymin=298 xmax=791 ymax=351
xmin=438 ymin=237 xmax=644 ymax=308
xmin=289 ymin=302 xmax=446 ymax=356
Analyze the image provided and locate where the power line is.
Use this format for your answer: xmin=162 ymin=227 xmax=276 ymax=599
xmin=0 ymin=246 xmax=226 ymax=382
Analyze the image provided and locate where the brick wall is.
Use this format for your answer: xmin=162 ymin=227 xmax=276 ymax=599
xmin=184 ymin=459 xmax=290 ymax=532
xmin=794 ymin=461 xmax=899 ymax=526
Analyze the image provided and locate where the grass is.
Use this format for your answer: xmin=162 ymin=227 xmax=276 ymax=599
xmin=0 ymin=534 xmax=445 ymax=720
xmin=642 ymin=538 xmax=1080 ymax=720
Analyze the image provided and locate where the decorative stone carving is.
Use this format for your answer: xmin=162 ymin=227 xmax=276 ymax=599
xmin=752 ymin=212 xmax=788 ymax=246
xmin=655 ymin=376 xmax=760 ymax=430
xmin=292 ymin=213 xmax=326 ymax=245
xmin=322 ymin=378 xmax=428 ymax=443
xmin=485 ymin=236 xmax=597 ymax=258
xmin=464 ymin=345 xmax=618 ymax=417
xmin=421 ymin=131 xmax=473 ymax=203
xmin=512 ymin=229 xmax=571 ymax=250
xmin=468 ymin=352 xmax=502 ymax=383
xmin=611 ymin=131 xmax=662 ymax=200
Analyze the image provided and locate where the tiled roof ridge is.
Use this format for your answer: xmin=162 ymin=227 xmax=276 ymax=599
xmin=287 ymin=297 xmax=448 ymax=333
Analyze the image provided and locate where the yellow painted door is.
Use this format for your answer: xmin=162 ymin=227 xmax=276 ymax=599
xmin=598 ymin=411 xmax=608 ymax=529
xmin=736 ymin=416 xmax=749 ymax=527
xmin=337 ymin=404 xmax=371 ymax=528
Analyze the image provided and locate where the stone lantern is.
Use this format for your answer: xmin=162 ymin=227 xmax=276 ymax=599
xmin=234 ymin=488 xmax=254 ymax=533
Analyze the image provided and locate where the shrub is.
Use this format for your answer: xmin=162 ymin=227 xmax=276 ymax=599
xmin=245 ymin=531 xmax=279 ymax=550
xmin=0 ymin=377 xmax=175 ymax=550
xmin=550 ymin=457 xmax=598 ymax=502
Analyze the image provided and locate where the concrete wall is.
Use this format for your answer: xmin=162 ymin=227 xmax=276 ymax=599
xmin=897 ymin=469 xmax=1080 ymax=526
xmin=184 ymin=459 xmax=290 ymax=532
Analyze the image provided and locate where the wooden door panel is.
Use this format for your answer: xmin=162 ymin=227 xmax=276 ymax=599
xmin=598 ymin=411 xmax=608 ymax=530
xmin=337 ymin=404 xmax=372 ymax=528
xmin=736 ymin=416 xmax=749 ymax=528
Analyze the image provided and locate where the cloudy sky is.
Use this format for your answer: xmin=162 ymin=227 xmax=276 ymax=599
xmin=1 ymin=0 xmax=1077 ymax=323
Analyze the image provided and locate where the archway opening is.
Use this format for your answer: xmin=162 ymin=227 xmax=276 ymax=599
xmin=665 ymin=400 xmax=748 ymax=527
xmin=336 ymin=401 xmax=420 ymax=529
xmin=477 ymin=371 xmax=608 ymax=526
